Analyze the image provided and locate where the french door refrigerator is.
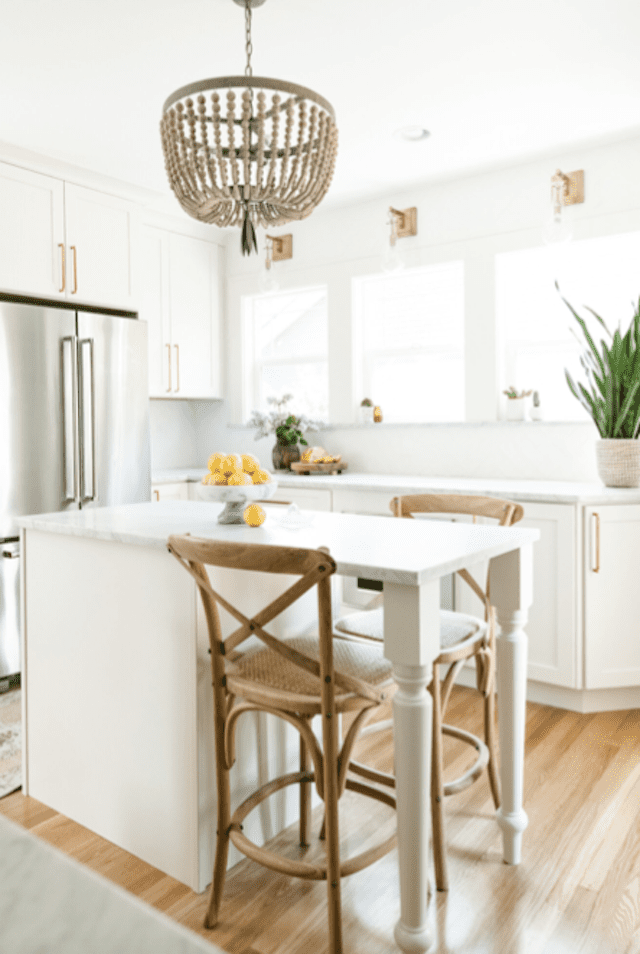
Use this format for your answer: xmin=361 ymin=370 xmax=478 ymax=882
xmin=0 ymin=298 xmax=151 ymax=680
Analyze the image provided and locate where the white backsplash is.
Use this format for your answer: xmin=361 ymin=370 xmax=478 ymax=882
xmin=150 ymin=400 xmax=600 ymax=483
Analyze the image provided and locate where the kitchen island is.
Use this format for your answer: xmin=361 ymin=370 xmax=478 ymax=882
xmin=19 ymin=501 xmax=537 ymax=954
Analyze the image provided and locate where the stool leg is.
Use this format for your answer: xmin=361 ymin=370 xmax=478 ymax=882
xmin=299 ymin=726 xmax=311 ymax=848
xmin=485 ymin=681 xmax=502 ymax=810
xmin=204 ymin=765 xmax=231 ymax=929
xmin=430 ymin=665 xmax=448 ymax=892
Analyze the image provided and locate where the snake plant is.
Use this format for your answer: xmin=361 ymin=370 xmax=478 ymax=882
xmin=562 ymin=286 xmax=640 ymax=439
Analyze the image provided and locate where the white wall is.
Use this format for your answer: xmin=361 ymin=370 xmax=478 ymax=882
xmin=215 ymin=131 xmax=640 ymax=482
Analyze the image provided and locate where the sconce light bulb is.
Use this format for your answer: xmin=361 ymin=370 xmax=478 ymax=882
xmin=543 ymin=211 xmax=573 ymax=246
xmin=259 ymin=264 xmax=279 ymax=293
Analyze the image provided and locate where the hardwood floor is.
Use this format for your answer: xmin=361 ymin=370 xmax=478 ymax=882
xmin=2 ymin=686 xmax=640 ymax=953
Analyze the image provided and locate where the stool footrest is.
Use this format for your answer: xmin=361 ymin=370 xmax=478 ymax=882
xmin=441 ymin=723 xmax=489 ymax=797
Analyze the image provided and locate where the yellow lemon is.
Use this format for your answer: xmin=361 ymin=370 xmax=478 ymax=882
xmin=251 ymin=468 xmax=271 ymax=485
xmin=208 ymin=452 xmax=226 ymax=473
xmin=243 ymin=503 xmax=266 ymax=527
xmin=227 ymin=472 xmax=252 ymax=486
xmin=241 ymin=453 xmax=260 ymax=474
xmin=212 ymin=472 xmax=228 ymax=485
xmin=201 ymin=474 xmax=213 ymax=485
xmin=221 ymin=453 xmax=243 ymax=475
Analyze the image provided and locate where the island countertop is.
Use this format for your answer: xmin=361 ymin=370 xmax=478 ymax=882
xmin=17 ymin=500 xmax=538 ymax=587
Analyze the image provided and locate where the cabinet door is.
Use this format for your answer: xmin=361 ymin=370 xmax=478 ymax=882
xmin=140 ymin=226 xmax=171 ymax=396
xmin=585 ymin=504 xmax=640 ymax=689
xmin=455 ymin=502 xmax=578 ymax=689
xmin=168 ymin=233 xmax=221 ymax=398
xmin=151 ymin=482 xmax=190 ymax=502
xmin=64 ymin=183 xmax=137 ymax=310
xmin=0 ymin=163 xmax=65 ymax=298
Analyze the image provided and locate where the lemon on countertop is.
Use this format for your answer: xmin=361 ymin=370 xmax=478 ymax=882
xmin=243 ymin=503 xmax=266 ymax=527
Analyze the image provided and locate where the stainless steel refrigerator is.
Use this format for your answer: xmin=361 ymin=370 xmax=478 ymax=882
xmin=0 ymin=298 xmax=151 ymax=681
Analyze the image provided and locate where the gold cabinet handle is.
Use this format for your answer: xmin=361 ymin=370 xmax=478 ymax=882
xmin=165 ymin=343 xmax=172 ymax=392
xmin=174 ymin=343 xmax=180 ymax=392
xmin=153 ymin=489 xmax=160 ymax=501
xmin=58 ymin=243 xmax=66 ymax=293
xmin=592 ymin=512 xmax=600 ymax=573
xmin=70 ymin=245 xmax=78 ymax=294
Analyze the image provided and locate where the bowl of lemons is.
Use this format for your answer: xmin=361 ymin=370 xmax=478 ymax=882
xmin=198 ymin=453 xmax=277 ymax=524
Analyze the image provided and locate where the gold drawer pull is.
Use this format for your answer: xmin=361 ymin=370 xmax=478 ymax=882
xmin=592 ymin=512 xmax=600 ymax=573
xmin=58 ymin=243 xmax=66 ymax=293
xmin=70 ymin=245 xmax=78 ymax=294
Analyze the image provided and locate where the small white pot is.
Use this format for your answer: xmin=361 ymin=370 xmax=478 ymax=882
xmin=360 ymin=406 xmax=374 ymax=424
xmin=505 ymin=398 xmax=527 ymax=421
xmin=596 ymin=438 xmax=640 ymax=488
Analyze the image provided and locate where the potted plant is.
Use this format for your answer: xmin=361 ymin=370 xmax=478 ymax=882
xmin=503 ymin=387 xmax=532 ymax=421
xmin=360 ymin=398 xmax=374 ymax=424
xmin=562 ymin=291 xmax=640 ymax=487
xmin=247 ymin=394 xmax=323 ymax=471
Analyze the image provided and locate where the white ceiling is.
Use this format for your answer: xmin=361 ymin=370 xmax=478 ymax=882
xmin=3 ymin=0 xmax=640 ymax=208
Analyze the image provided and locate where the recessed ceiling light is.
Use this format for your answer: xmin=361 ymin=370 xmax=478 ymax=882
xmin=395 ymin=126 xmax=431 ymax=142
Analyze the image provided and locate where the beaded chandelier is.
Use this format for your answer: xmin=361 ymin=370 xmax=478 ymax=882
xmin=161 ymin=0 xmax=338 ymax=255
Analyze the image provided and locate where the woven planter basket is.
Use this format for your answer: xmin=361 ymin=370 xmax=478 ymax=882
xmin=595 ymin=438 xmax=640 ymax=488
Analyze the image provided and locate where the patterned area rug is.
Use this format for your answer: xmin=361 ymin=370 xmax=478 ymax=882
xmin=0 ymin=690 xmax=21 ymax=798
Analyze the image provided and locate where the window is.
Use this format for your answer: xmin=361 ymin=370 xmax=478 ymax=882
xmin=355 ymin=263 xmax=465 ymax=423
xmin=243 ymin=286 xmax=329 ymax=420
xmin=497 ymin=232 xmax=640 ymax=421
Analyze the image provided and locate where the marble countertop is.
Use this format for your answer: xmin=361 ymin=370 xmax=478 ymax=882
xmin=18 ymin=501 xmax=538 ymax=586
xmin=152 ymin=468 xmax=640 ymax=504
xmin=0 ymin=813 xmax=221 ymax=954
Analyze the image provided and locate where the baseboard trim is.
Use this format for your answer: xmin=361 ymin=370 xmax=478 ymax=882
xmin=454 ymin=666 xmax=640 ymax=713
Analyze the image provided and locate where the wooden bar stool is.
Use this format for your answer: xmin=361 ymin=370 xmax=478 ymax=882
xmin=334 ymin=493 xmax=524 ymax=891
xmin=167 ymin=535 xmax=397 ymax=954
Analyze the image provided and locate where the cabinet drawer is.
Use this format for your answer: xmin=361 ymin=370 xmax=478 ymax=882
xmin=270 ymin=487 xmax=332 ymax=511
xmin=332 ymin=488 xmax=393 ymax=515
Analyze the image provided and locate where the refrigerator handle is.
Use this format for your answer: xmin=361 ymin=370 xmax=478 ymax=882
xmin=78 ymin=338 xmax=96 ymax=503
xmin=61 ymin=336 xmax=80 ymax=503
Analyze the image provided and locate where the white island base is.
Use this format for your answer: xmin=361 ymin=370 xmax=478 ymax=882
xmin=22 ymin=525 xmax=318 ymax=893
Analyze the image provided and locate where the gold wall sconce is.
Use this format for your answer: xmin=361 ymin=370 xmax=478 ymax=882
xmin=265 ymin=234 xmax=293 ymax=269
xmin=384 ymin=207 xmax=417 ymax=272
xmin=389 ymin=207 xmax=417 ymax=244
xmin=544 ymin=169 xmax=584 ymax=245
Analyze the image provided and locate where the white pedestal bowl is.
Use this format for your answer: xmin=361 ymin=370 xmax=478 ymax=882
xmin=197 ymin=478 xmax=278 ymax=524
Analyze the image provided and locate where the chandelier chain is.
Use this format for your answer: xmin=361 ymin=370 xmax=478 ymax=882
xmin=245 ymin=0 xmax=253 ymax=77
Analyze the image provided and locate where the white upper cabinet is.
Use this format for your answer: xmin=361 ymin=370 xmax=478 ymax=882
xmin=64 ymin=183 xmax=137 ymax=310
xmin=140 ymin=225 xmax=222 ymax=399
xmin=0 ymin=163 xmax=138 ymax=311
xmin=0 ymin=162 xmax=65 ymax=299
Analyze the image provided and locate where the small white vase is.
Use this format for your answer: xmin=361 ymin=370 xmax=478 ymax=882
xmin=360 ymin=406 xmax=374 ymax=424
xmin=596 ymin=438 xmax=640 ymax=488
xmin=505 ymin=398 xmax=527 ymax=421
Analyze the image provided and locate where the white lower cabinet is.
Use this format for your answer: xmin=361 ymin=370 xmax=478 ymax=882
xmin=584 ymin=504 xmax=640 ymax=689
xmin=335 ymin=490 xmax=580 ymax=689
xmin=151 ymin=482 xmax=190 ymax=502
